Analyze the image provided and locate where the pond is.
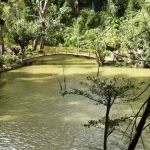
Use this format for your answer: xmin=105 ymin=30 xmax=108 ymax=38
xmin=0 ymin=55 xmax=150 ymax=150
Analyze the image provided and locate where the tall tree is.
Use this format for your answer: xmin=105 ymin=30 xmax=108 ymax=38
xmin=9 ymin=18 xmax=38 ymax=59
xmin=0 ymin=0 xmax=8 ymax=55
xmin=37 ymin=0 xmax=49 ymax=50
xmin=25 ymin=0 xmax=50 ymax=50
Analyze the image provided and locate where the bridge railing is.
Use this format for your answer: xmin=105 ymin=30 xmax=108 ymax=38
xmin=24 ymin=46 xmax=96 ymax=63
xmin=42 ymin=46 xmax=95 ymax=57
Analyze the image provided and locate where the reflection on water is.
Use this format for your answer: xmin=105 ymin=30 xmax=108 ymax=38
xmin=0 ymin=55 xmax=150 ymax=150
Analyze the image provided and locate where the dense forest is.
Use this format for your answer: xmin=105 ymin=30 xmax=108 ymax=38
xmin=0 ymin=1 xmax=150 ymax=150
xmin=0 ymin=0 xmax=150 ymax=68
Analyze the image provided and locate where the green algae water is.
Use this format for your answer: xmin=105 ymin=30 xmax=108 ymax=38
xmin=0 ymin=55 xmax=150 ymax=150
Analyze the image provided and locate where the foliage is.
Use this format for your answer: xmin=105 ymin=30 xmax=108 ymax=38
xmin=128 ymin=0 xmax=145 ymax=11
xmin=9 ymin=19 xmax=39 ymax=54
xmin=69 ymin=76 xmax=135 ymax=105
xmin=63 ymin=10 xmax=102 ymax=47
xmin=83 ymin=29 xmax=109 ymax=66
xmin=63 ymin=23 xmax=80 ymax=47
xmin=4 ymin=54 xmax=19 ymax=65
xmin=58 ymin=2 xmax=73 ymax=25
xmin=119 ymin=8 xmax=150 ymax=64
xmin=45 ymin=5 xmax=65 ymax=46
xmin=1 ymin=0 xmax=150 ymax=63
xmin=0 ymin=54 xmax=20 ymax=68
xmin=79 ymin=10 xmax=101 ymax=30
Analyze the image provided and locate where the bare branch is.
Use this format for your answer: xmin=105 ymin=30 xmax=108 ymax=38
xmin=143 ymin=123 xmax=150 ymax=130
xmin=123 ymin=84 xmax=150 ymax=102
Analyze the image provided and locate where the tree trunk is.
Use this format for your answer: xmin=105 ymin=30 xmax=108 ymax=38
xmin=1 ymin=34 xmax=4 ymax=55
xmin=96 ymin=63 xmax=100 ymax=77
xmin=39 ymin=18 xmax=45 ymax=50
xmin=0 ymin=25 xmax=4 ymax=55
xmin=39 ymin=33 xmax=45 ymax=50
xmin=38 ymin=0 xmax=48 ymax=50
xmin=128 ymin=96 xmax=150 ymax=150
xmin=104 ymin=99 xmax=111 ymax=150
xmin=32 ymin=38 xmax=39 ymax=51
xmin=21 ymin=46 xmax=25 ymax=61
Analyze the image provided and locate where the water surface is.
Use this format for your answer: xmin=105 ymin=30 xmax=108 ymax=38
xmin=0 ymin=55 xmax=150 ymax=150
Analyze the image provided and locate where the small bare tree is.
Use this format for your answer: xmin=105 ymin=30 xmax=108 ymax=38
xmin=61 ymin=76 xmax=137 ymax=150
xmin=58 ymin=59 xmax=149 ymax=150
xmin=91 ymin=40 xmax=108 ymax=77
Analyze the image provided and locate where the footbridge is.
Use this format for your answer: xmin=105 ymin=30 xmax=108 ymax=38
xmin=23 ymin=47 xmax=98 ymax=65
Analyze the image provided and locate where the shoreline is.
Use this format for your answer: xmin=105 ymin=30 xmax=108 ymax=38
xmin=0 ymin=54 xmax=149 ymax=74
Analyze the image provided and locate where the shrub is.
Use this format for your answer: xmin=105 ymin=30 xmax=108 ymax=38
xmin=76 ymin=9 xmax=101 ymax=31
xmin=9 ymin=19 xmax=39 ymax=58
xmin=4 ymin=55 xmax=19 ymax=65
xmin=0 ymin=55 xmax=5 ymax=68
